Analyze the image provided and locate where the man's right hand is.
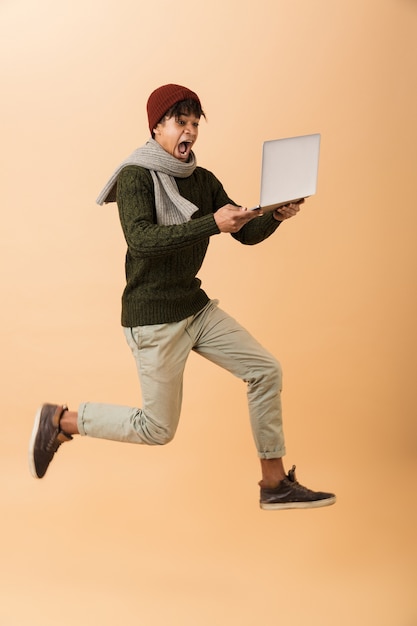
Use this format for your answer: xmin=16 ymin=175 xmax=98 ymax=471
xmin=214 ymin=204 xmax=263 ymax=233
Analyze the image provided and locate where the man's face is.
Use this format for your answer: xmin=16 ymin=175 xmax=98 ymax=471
xmin=153 ymin=113 xmax=200 ymax=161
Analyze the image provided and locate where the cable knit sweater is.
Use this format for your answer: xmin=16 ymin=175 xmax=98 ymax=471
xmin=116 ymin=164 xmax=281 ymax=326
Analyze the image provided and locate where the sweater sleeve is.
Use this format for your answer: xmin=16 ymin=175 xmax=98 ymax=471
xmin=231 ymin=210 xmax=282 ymax=245
xmin=117 ymin=166 xmax=220 ymax=259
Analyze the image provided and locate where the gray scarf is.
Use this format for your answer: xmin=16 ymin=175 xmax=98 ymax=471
xmin=96 ymin=138 xmax=199 ymax=225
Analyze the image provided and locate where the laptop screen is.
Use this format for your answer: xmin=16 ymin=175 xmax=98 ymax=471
xmin=259 ymin=133 xmax=321 ymax=210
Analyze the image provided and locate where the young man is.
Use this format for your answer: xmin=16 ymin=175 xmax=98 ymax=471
xmin=29 ymin=84 xmax=336 ymax=510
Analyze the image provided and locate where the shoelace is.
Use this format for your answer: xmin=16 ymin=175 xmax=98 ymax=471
xmin=288 ymin=480 xmax=314 ymax=495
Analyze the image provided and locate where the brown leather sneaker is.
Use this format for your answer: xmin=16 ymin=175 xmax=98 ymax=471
xmin=29 ymin=404 xmax=73 ymax=478
xmin=260 ymin=465 xmax=336 ymax=510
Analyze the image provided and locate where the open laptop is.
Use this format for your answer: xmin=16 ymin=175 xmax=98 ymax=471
xmin=251 ymin=133 xmax=321 ymax=211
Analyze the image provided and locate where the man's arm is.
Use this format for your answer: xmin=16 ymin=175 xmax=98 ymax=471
xmin=117 ymin=166 xmax=220 ymax=258
xmin=230 ymin=201 xmax=304 ymax=245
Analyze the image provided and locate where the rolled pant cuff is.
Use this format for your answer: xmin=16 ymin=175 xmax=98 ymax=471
xmin=78 ymin=402 xmax=88 ymax=436
xmin=258 ymin=447 xmax=286 ymax=460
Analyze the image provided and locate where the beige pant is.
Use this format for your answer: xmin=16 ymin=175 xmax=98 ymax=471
xmin=78 ymin=300 xmax=285 ymax=459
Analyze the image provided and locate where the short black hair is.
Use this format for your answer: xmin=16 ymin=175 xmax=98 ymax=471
xmin=152 ymin=98 xmax=206 ymax=137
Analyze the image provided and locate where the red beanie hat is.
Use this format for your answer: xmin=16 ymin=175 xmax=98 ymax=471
xmin=147 ymin=83 xmax=202 ymax=134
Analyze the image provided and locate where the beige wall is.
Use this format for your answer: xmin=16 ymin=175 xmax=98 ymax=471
xmin=1 ymin=0 xmax=416 ymax=624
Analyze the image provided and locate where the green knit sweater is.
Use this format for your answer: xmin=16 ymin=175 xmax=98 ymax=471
xmin=116 ymin=165 xmax=281 ymax=326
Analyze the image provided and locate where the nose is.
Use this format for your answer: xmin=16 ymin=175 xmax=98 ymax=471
xmin=184 ymin=121 xmax=197 ymax=136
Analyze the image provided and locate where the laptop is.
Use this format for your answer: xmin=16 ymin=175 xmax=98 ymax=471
xmin=251 ymin=133 xmax=321 ymax=211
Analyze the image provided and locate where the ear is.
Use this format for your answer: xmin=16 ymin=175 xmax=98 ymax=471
xmin=153 ymin=115 xmax=169 ymax=136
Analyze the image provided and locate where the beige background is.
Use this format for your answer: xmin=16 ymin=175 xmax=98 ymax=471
xmin=1 ymin=0 xmax=416 ymax=624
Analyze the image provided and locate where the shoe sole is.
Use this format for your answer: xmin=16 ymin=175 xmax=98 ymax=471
xmin=28 ymin=406 xmax=43 ymax=479
xmin=260 ymin=495 xmax=336 ymax=510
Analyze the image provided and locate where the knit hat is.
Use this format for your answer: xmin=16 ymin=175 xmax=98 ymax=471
xmin=147 ymin=83 xmax=202 ymax=134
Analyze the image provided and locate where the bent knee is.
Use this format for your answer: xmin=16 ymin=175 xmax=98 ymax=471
xmin=131 ymin=410 xmax=178 ymax=446
xmin=269 ymin=359 xmax=282 ymax=388
xmin=142 ymin=422 xmax=177 ymax=446
xmin=248 ymin=356 xmax=282 ymax=388
xmin=150 ymin=429 xmax=175 ymax=446
xmin=262 ymin=355 xmax=282 ymax=380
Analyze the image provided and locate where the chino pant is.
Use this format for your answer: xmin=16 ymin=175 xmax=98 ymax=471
xmin=78 ymin=300 xmax=286 ymax=459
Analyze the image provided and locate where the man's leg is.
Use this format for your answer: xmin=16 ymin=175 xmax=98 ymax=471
xmin=189 ymin=301 xmax=336 ymax=509
xmin=189 ymin=301 xmax=286 ymax=466
xmin=29 ymin=319 xmax=193 ymax=477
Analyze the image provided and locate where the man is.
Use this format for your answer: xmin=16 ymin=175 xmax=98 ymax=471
xmin=29 ymin=83 xmax=336 ymax=510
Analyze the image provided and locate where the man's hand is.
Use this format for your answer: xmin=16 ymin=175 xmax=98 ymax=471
xmin=214 ymin=204 xmax=262 ymax=233
xmin=273 ymin=199 xmax=305 ymax=221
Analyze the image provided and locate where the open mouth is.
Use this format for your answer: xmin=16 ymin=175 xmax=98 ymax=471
xmin=178 ymin=141 xmax=193 ymax=157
